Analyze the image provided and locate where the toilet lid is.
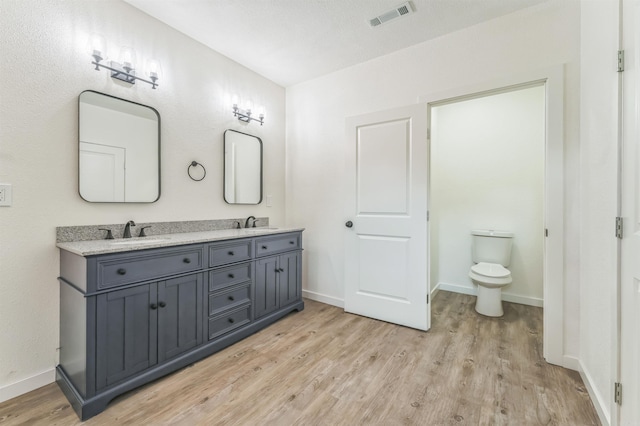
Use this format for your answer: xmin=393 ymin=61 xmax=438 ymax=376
xmin=471 ymin=262 xmax=510 ymax=278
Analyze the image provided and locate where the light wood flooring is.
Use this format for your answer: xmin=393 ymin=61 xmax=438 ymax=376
xmin=0 ymin=291 xmax=600 ymax=425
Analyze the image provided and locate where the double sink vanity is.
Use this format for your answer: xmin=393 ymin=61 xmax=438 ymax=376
xmin=56 ymin=225 xmax=304 ymax=420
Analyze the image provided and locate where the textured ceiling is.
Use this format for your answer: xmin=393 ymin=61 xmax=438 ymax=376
xmin=124 ymin=0 xmax=552 ymax=87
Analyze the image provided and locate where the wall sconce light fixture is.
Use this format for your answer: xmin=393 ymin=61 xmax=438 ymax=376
xmin=233 ymin=104 xmax=264 ymax=125
xmin=90 ymin=36 xmax=161 ymax=89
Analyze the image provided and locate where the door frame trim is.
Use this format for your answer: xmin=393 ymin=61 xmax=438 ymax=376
xmin=419 ymin=64 xmax=566 ymax=366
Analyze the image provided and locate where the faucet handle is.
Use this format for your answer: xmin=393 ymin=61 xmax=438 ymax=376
xmin=98 ymin=228 xmax=114 ymax=240
xmin=251 ymin=219 xmax=258 ymax=228
xmin=235 ymin=221 xmax=241 ymax=229
xmin=139 ymin=226 xmax=152 ymax=237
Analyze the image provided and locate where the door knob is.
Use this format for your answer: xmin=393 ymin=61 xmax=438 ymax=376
xmin=345 ymin=221 xmax=353 ymax=228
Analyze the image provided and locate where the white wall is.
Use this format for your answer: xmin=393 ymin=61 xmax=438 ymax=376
xmin=579 ymin=1 xmax=620 ymax=424
xmin=286 ymin=0 xmax=581 ymax=355
xmin=431 ymin=86 xmax=545 ymax=305
xmin=0 ymin=0 xmax=285 ymax=400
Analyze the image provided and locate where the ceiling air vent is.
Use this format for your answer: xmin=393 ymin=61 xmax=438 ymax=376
xmin=369 ymin=2 xmax=414 ymax=28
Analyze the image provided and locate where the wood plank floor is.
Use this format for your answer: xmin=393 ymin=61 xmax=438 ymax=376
xmin=0 ymin=291 xmax=600 ymax=425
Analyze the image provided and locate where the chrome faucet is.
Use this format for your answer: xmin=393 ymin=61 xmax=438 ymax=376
xmin=244 ymin=216 xmax=256 ymax=228
xmin=123 ymin=220 xmax=136 ymax=238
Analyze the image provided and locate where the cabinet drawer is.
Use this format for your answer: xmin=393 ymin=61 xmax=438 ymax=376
xmin=209 ymin=240 xmax=253 ymax=267
xmin=208 ymin=283 xmax=251 ymax=316
xmin=209 ymin=263 xmax=252 ymax=292
xmin=255 ymin=233 xmax=300 ymax=257
xmin=97 ymin=247 xmax=203 ymax=289
xmin=208 ymin=305 xmax=251 ymax=340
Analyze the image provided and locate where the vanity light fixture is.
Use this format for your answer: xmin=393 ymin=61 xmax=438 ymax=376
xmin=232 ymin=104 xmax=264 ymax=125
xmin=90 ymin=40 xmax=161 ymax=89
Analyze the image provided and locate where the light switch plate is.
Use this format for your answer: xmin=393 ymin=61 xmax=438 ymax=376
xmin=0 ymin=184 xmax=12 ymax=206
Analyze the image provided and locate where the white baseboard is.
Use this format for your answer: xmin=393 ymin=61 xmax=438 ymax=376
xmin=430 ymin=282 xmax=441 ymax=300
xmin=437 ymin=282 xmax=543 ymax=308
xmin=562 ymin=355 xmax=581 ymax=372
xmin=302 ymin=289 xmax=344 ymax=308
xmin=0 ymin=368 xmax=55 ymax=403
xmin=438 ymin=282 xmax=475 ymax=296
xmin=578 ymin=359 xmax=610 ymax=426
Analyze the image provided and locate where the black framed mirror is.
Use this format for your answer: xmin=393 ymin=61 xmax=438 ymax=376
xmin=224 ymin=129 xmax=262 ymax=204
xmin=78 ymin=90 xmax=160 ymax=202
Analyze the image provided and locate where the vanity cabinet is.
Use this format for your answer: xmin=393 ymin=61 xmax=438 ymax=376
xmin=57 ymin=231 xmax=303 ymax=421
xmin=254 ymin=233 xmax=302 ymax=318
xmin=95 ymin=273 xmax=204 ymax=389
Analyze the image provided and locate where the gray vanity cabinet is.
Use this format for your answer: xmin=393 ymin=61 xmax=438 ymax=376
xmin=57 ymin=231 xmax=303 ymax=421
xmin=96 ymin=283 xmax=158 ymax=389
xmin=96 ymin=272 xmax=205 ymax=389
xmin=254 ymin=233 xmax=302 ymax=319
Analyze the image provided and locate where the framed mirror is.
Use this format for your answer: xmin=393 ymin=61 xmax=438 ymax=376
xmin=224 ymin=129 xmax=262 ymax=204
xmin=78 ymin=90 xmax=160 ymax=202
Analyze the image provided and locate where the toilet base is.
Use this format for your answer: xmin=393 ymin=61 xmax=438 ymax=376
xmin=475 ymin=285 xmax=504 ymax=317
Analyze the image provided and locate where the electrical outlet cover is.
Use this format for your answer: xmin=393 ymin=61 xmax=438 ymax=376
xmin=0 ymin=184 xmax=12 ymax=206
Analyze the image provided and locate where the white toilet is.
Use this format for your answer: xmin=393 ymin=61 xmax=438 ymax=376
xmin=468 ymin=230 xmax=513 ymax=317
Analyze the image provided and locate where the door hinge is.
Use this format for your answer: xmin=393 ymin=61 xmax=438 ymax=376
xmin=615 ymin=382 xmax=622 ymax=405
xmin=427 ymin=293 xmax=429 ymax=304
xmin=616 ymin=217 xmax=623 ymax=239
xmin=427 ymin=211 xmax=430 ymax=221
xmin=545 ymin=228 xmax=549 ymax=237
xmin=618 ymin=50 xmax=625 ymax=72
xmin=427 ymin=128 xmax=431 ymax=140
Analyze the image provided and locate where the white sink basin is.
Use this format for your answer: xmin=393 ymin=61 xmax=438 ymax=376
xmin=110 ymin=238 xmax=170 ymax=245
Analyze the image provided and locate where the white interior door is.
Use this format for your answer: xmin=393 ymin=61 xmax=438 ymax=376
xmin=79 ymin=141 xmax=125 ymax=202
xmin=620 ymin=1 xmax=640 ymax=423
xmin=344 ymin=104 xmax=429 ymax=330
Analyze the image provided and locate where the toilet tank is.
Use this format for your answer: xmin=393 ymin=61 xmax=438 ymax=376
xmin=471 ymin=230 xmax=513 ymax=266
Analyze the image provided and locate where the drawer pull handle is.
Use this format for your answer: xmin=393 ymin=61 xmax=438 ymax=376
xmin=117 ymin=268 xmax=127 ymax=275
xmin=228 ymin=318 xmax=235 ymax=323
xmin=228 ymin=296 xmax=235 ymax=301
xmin=183 ymin=258 xmax=191 ymax=264
xmin=289 ymin=241 xmax=295 ymax=245
xmin=228 ymin=251 xmax=235 ymax=256
xmin=228 ymin=273 xmax=235 ymax=279
xmin=150 ymin=303 xmax=158 ymax=310
xmin=275 ymin=269 xmax=280 ymax=273
xmin=279 ymin=268 xmax=285 ymax=272
xmin=159 ymin=301 xmax=166 ymax=308
xmin=262 ymin=245 xmax=267 ymax=249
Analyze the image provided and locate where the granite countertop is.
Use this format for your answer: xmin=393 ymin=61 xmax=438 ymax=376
xmin=56 ymin=227 xmax=305 ymax=256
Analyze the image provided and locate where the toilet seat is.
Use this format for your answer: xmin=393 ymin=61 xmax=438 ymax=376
xmin=471 ymin=262 xmax=510 ymax=278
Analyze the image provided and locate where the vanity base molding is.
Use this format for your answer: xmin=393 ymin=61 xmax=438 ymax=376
xmin=56 ymin=301 xmax=303 ymax=421
xmin=56 ymin=230 xmax=303 ymax=421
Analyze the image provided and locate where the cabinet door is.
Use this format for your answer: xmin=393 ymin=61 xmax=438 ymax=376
xmin=96 ymin=284 xmax=157 ymax=389
xmin=157 ymin=273 xmax=203 ymax=362
xmin=278 ymin=251 xmax=301 ymax=307
xmin=255 ymin=256 xmax=279 ymax=318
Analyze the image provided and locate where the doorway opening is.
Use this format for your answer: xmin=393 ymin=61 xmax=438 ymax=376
xmin=421 ymin=67 xmax=565 ymax=366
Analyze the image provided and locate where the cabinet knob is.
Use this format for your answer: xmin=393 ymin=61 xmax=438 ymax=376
xmin=159 ymin=301 xmax=166 ymax=308
xmin=345 ymin=221 xmax=353 ymax=228
xmin=289 ymin=241 xmax=295 ymax=245
xmin=117 ymin=268 xmax=127 ymax=275
xmin=183 ymin=258 xmax=191 ymax=264
xmin=228 ymin=251 xmax=234 ymax=256
xmin=150 ymin=303 xmax=158 ymax=310
xmin=275 ymin=269 xmax=280 ymax=273
xmin=228 ymin=296 xmax=235 ymax=301
xmin=262 ymin=245 xmax=267 ymax=250
xmin=279 ymin=268 xmax=285 ymax=272
xmin=228 ymin=273 xmax=235 ymax=279
xmin=228 ymin=318 xmax=235 ymax=323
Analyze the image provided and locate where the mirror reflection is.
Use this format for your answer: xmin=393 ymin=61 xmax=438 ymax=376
xmin=224 ymin=129 xmax=262 ymax=204
xmin=78 ymin=90 xmax=160 ymax=202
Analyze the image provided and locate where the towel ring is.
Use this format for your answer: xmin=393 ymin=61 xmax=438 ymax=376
xmin=187 ymin=161 xmax=206 ymax=181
